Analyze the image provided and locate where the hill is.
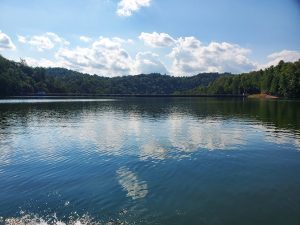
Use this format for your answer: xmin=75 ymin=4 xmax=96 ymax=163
xmin=180 ymin=59 xmax=300 ymax=98
xmin=0 ymin=55 xmax=226 ymax=96
xmin=0 ymin=55 xmax=299 ymax=97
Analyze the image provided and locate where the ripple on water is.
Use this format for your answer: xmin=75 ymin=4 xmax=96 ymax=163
xmin=1 ymin=210 xmax=147 ymax=225
xmin=2 ymin=213 xmax=97 ymax=225
xmin=1 ymin=98 xmax=300 ymax=225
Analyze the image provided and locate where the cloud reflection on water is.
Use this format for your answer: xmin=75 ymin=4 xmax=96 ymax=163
xmin=116 ymin=166 xmax=148 ymax=200
xmin=251 ymin=124 xmax=300 ymax=149
xmin=0 ymin=145 xmax=12 ymax=173
xmin=71 ymin=112 xmax=300 ymax=160
xmin=169 ymin=116 xmax=245 ymax=152
xmin=0 ymin=99 xmax=300 ymax=168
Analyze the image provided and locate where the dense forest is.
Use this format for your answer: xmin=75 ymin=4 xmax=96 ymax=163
xmin=183 ymin=60 xmax=300 ymax=98
xmin=0 ymin=55 xmax=299 ymax=97
xmin=0 ymin=55 xmax=226 ymax=96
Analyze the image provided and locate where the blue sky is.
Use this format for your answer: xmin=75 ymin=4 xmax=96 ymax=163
xmin=0 ymin=0 xmax=299 ymax=76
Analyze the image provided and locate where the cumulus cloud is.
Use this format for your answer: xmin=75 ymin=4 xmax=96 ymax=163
xmin=16 ymin=31 xmax=300 ymax=77
xmin=139 ymin=32 xmax=175 ymax=47
xmin=111 ymin=37 xmax=134 ymax=45
xmin=0 ymin=30 xmax=15 ymax=50
xmin=79 ymin=36 xmax=92 ymax=43
xmin=117 ymin=0 xmax=151 ymax=17
xmin=54 ymin=37 xmax=167 ymax=76
xmin=24 ymin=57 xmax=62 ymax=68
xmin=134 ymin=52 xmax=168 ymax=74
xmin=32 ymin=35 xmax=165 ymax=76
xmin=18 ymin=32 xmax=69 ymax=51
xmin=22 ymin=34 xmax=168 ymax=76
xmin=21 ymin=33 xmax=259 ymax=76
xmin=17 ymin=35 xmax=27 ymax=44
xmin=168 ymin=36 xmax=257 ymax=75
xmin=138 ymin=32 xmax=257 ymax=75
xmin=55 ymin=37 xmax=134 ymax=76
xmin=263 ymin=50 xmax=300 ymax=68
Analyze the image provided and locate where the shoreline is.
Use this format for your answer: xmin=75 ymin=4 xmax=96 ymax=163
xmin=3 ymin=94 xmax=247 ymax=98
xmin=248 ymin=94 xmax=279 ymax=99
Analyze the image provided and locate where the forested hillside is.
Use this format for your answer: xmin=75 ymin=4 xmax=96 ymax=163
xmin=0 ymin=55 xmax=299 ymax=97
xmin=184 ymin=60 xmax=300 ymax=98
xmin=0 ymin=55 xmax=225 ymax=96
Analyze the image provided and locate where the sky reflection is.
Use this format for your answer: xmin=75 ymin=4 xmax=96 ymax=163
xmin=0 ymin=99 xmax=300 ymax=224
xmin=116 ymin=166 xmax=148 ymax=200
xmin=0 ymin=98 xmax=299 ymax=166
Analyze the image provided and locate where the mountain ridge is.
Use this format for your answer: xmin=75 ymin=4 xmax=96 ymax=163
xmin=0 ymin=55 xmax=299 ymax=97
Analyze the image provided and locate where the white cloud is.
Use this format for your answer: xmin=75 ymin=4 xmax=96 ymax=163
xmin=17 ymin=35 xmax=27 ymax=44
xmin=138 ymin=32 xmax=257 ymax=75
xmin=117 ymin=0 xmax=151 ymax=17
xmin=42 ymin=36 xmax=166 ymax=76
xmin=16 ymin=31 xmax=300 ymax=77
xmin=21 ymin=34 xmax=259 ymax=76
xmin=134 ymin=52 xmax=168 ymax=74
xmin=79 ymin=36 xmax=92 ymax=43
xmin=168 ymin=36 xmax=257 ymax=75
xmin=55 ymin=37 xmax=134 ymax=76
xmin=54 ymin=37 xmax=167 ymax=76
xmin=263 ymin=50 xmax=300 ymax=68
xmin=18 ymin=32 xmax=69 ymax=51
xmin=0 ymin=30 xmax=15 ymax=50
xmin=46 ymin=32 xmax=69 ymax=45
xmin=139 ymin=32 xmax=175 ymax=47
xmin=24 ymin=57 xmax=61 ymax=68
xmin=92 ymin=36 xmax=122 ymax=49
xmin=111 ymin=37 xmax=134 ymax=45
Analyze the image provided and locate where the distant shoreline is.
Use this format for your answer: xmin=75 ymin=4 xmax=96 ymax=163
xmin=4 ymin=94 xmax=247 ymax=98
xmin=248 ymin=94 xmax=279 ymax=99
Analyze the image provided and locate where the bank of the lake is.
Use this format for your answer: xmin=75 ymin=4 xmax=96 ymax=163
xmin=248 ymin=93 xmax=279 ymax=99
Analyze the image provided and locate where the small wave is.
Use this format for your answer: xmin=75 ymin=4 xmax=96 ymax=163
xmin=2 ymin=213 xmax=98 ymax=225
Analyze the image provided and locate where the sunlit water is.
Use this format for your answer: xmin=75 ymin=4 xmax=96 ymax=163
xmin=0 ymin=97 xmax=300 ymax=225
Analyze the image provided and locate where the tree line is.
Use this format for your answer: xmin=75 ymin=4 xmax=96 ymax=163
xmin=0 ymin=55 xmax=226 ymax=96
xmin=0 ymin=55 xmax=299 ymax=97
xmin=183 ymin=60 xmax=300 ymax=98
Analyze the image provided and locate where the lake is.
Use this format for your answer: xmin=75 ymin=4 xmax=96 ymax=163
xmin=0 ymin=97 xmax=300 ymax=225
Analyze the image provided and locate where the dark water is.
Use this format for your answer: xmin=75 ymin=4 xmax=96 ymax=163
xmin=0 ymin=97 xmax=300 ymax=225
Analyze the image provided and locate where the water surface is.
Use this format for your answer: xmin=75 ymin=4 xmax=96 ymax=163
xmin=0 ymin=98 xmax=300 ymax=225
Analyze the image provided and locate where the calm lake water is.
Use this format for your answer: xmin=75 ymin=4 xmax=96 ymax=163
xmin=0 ymin=97 xmax=300 ymax=225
